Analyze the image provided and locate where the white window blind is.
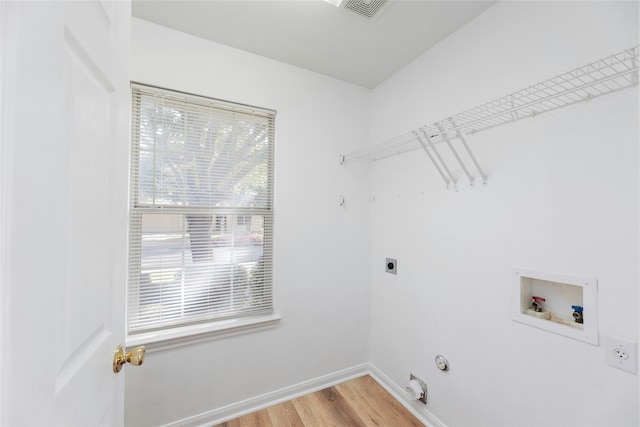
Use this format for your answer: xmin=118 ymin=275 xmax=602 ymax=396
xmin=128 ymin=83 xmax=275 ymax=334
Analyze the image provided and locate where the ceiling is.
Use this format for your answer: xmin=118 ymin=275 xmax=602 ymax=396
xmin=132 ymin=0 xmax=496 ymax=88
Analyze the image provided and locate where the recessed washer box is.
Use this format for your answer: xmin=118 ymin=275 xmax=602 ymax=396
xmin=512 ymin=268 xmax=598 ymax=345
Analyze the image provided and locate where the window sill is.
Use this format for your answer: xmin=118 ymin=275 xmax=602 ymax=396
xmin=125 ymin=313 xmax=282 ymax=353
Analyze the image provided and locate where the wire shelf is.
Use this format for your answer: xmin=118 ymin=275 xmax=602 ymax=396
xmin=343 ymin=46 xmax=639 ymax=185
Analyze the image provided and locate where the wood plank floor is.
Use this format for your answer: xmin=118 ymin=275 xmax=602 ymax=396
xmin=213 ymin=375 xmax=425 ymax=427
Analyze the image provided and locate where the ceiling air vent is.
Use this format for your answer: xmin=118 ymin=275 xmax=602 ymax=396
xmin=342 ymin=0 xmax=391 ymax=20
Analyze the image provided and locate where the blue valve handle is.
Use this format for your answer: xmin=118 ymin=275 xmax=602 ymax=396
xmin=571 ymin=305 xmax=583 ymax=313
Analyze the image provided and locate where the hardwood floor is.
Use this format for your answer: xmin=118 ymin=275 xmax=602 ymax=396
xmin=213 ymin=375 xmax=425 ymax=427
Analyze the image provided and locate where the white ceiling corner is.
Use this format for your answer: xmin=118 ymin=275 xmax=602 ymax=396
xmin=131 ymin=0 xmax=497 ymax=88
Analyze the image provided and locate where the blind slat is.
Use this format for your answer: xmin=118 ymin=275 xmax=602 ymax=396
xmin=128 ymin=84 xmax=275 ymax=334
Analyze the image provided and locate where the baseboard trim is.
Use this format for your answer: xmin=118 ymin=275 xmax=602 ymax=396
xmin=158 ymin=363 xmax=448 ymax=427
xmin=160 ymin=363 xmax=370 ymax=427
xmin=368 ymin=364 xmax=447 ymax=427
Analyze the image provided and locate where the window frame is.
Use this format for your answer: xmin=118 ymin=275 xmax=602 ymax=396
xmin=127 ymin=82 xmax=279 ymax=348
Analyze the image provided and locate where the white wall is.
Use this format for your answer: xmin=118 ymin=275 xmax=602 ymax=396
xmin=126 ymin=19 xmax=372 ymax=426
xmin=129 ymin=3 xmax=640 ymax=426
xmin=369 ymin=2 xmax=639 ymax=426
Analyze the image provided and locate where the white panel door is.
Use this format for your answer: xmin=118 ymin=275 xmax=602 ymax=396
xmin=1 ymin=1 xmax=130 ymax=425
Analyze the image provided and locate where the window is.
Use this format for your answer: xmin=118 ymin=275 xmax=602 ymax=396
xmin=128 ymin=83 xmax=275 ymax=336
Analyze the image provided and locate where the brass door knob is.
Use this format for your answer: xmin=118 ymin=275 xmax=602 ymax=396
xmin=113 ymin=345 xmax=146 ymax=373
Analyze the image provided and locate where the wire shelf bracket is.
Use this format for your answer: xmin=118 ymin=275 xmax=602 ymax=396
xmin=341 ymin=46 xmax=639 ymax=189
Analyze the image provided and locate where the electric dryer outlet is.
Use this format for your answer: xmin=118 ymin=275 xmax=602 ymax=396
xmin=605 ymin=335 xmax=637 ymax=374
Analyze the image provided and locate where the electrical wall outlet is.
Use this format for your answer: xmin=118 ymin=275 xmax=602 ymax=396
xmin=386 ymin=258 xmax=397 ymax=274
xmin=605 ymin=335 xmax=637 ymax=374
